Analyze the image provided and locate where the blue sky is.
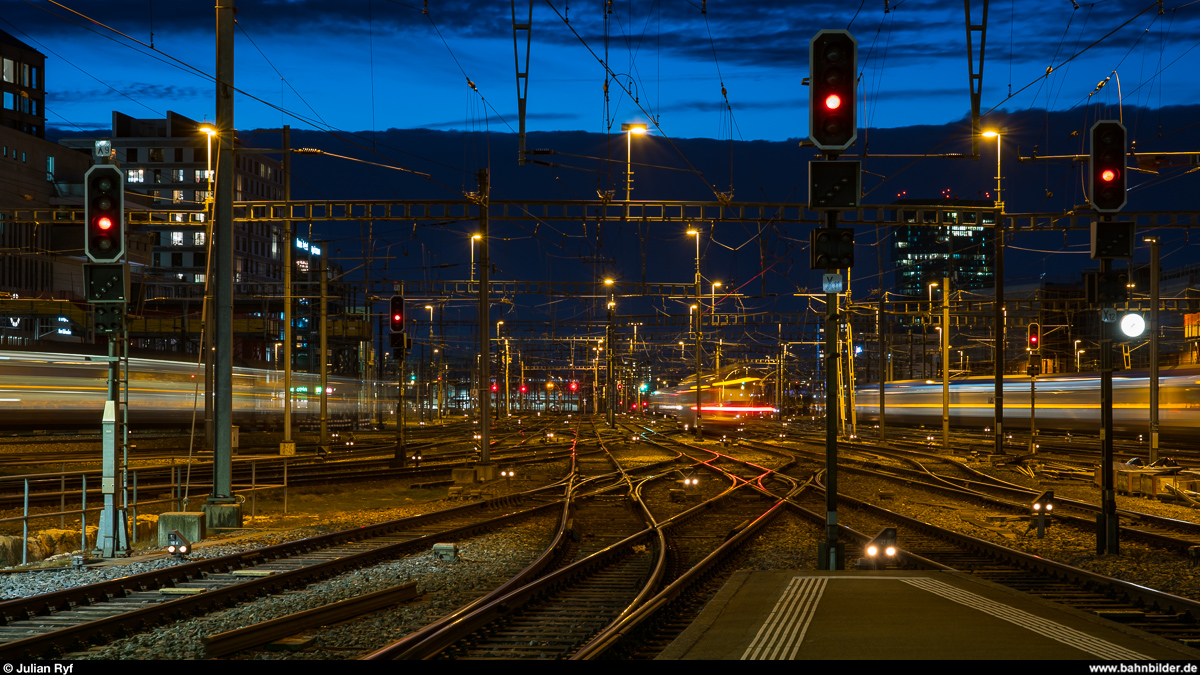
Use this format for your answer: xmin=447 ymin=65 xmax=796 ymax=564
xmin=4 ymin=0 xmax=1199 ymax=141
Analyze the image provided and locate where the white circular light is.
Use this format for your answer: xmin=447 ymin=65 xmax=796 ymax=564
xmin=1120 ymin=313 xmax=1145 ymax=338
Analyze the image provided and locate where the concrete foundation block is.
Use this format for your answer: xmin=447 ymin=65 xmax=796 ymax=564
xmin=201 ymin=503 xmax=244 ymax=532
xmin=451 ymin=468 xmax=477 ymax=485
xmin=475 ymin=465 xmax=498 ymax=482
xmin=157 ymin=512 xmax=206 ymax=547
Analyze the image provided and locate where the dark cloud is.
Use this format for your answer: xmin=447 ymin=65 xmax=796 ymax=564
xmin=47 ymin=83 xmax=204 ymax=103
xmin=418 ymin=110 xmax=582 ymax=129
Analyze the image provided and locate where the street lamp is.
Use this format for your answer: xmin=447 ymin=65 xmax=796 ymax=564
xmin=606 ymin=300 xmax=616 ymax=427
xmin=470 ymin=233 xmax=481 ymax=282
xmin=621 ymin=123 xmax=647 ymax=201
xmin=687 ymin=229 xmax=703 ymax=440
xmin=1074 ymin=339 xmax=1082 ymax=373
xmin=981 ymin=129 xmax=1005 ymax=207
xmin=711 ymin=281 xmax=722 ymax=318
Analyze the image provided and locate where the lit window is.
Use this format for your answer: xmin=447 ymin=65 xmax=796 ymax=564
xmin=171 ymin=231 xmax=184 ymax=246
xmin=194 ymin=232 xmax=206 ymax=246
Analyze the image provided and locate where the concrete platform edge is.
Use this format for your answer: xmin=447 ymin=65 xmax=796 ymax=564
xmin=656 ymin=569 xmax=752 ymax=660
xmin=940 ymin=569 xmax=1200 ymax=659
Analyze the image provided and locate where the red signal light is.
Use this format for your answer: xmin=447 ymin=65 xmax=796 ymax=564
xmin=96 ymin=216 xmax=114 ymax=231
xmin=1100 ymin=169 xmax=1118 ymax=182
xmin=491 ymin=383 xmax=498 ymax=392
xmin=824 ymin=94 xmax=841 ymax=110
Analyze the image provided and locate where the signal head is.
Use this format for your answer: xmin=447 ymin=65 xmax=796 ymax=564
xmin=84 ymin=165 xmax=125 ymax=263
xmin=389 ymin=295 xmax=405 ymax=334
xmin=1089 ymin=121 xmax=1127 ymax=212
xmin=809 ymin=30 xmax=857 ymax=152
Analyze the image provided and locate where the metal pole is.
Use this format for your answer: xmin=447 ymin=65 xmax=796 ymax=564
xmin=626 ymin=130 xmax=632 ymax=201
xmin=1149 ymin=236 xmax=1160 ymax=464
xmin=80 ymin=474 xmax=86 ymax=553
xmin=1099 ymin=256 xmax=1119 ymax=554
xmin=694 ymin=239 xmax=703 ymax=441
xmin=878 ymin=292 xmax=886 ymax=441
xmin=1030 ymin=369 xmax=1037 ymax=453
xmin=994 ymin=218 xmax=1005 ymax=454
xmin=395 ymin=348 xmax=406 ymax=465
xmin=820 ymin=210 xmax=842 ymax=570
xmin=606 ymin=306 xmax=615 ymax=428
xmin=282 ymin=125 xmax=293 ymax=453
xmin=478 ymin=169 xmax=492 ymax=466
xmin=942 ymin=276 xmax=950 ymax=452
xmin=319 ymin=249 xmax=328 ymax=452
xmin=438 ymin=304 xmax=445 ymax=422
xmin=22 ymin=478 xmax=28 ymax=566
xmin=210 ymin=0 xmax=237 ymax=517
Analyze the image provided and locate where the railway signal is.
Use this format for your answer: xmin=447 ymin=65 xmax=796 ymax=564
xmin=94 ymin=305 xmax=124 ymax=334
xmin=810 ymin=227 xmax=855 ymax=269
xmin=166 ymin=530 xmax=191 ymax=558
xmin=809 ymin=160 xmax=861 ymax=209
xmin=1089 ymin=121 xmax=1127 ymax=213
xmin=809 ymin=30 xmax=857 ymax=153
xmin=1030 ymin=491 xmax=1055 ymax=538
xmin=858 ymin=527 xmax=897 ymax=570
xmin=84 ymin=165 xmax=125 ymax=263
xmin=1027 ymin=323 xmax=1040 ymax=352
xmin=84 ymin=263 xmax=129 ymax=303
xmin=389 ymin=295 xmax=405 ymax=333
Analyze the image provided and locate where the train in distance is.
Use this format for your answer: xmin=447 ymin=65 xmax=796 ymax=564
xmin=646 ymin=364 xmax=777 ymax=429
xmin=0 ymin=349 xmax=365 ymax=430
xmin=854 ymin=366 xmax=1200 ymax=439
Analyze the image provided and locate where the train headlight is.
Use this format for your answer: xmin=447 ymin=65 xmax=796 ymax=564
xmin=866 ymin=544 xmax=878 ymax=557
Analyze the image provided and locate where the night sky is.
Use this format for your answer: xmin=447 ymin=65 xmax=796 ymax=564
xmin=4 ymin=1 xmax=1198 ymax=141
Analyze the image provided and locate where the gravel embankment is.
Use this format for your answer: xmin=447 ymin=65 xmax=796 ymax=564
xmin=834 ymin=460 xmax=1200 ymax=602
xmin=69 ymin=514 xmax=559 ymax=660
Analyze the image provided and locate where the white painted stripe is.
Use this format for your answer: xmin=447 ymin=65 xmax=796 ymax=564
xmin=741 ymin=577 xmax=800 ymax=660
xmin=740 ymin=576 xmax=1152 ymax=660
xmin=785 ymin=578 xmax=826 ymax=659
xmin=899 ymin=577 xmax=1151 ymax=661
xmin=765 ymin=577 xmax=822 ymax=660
xmin=741 ymin=577 xmax=827 ymax=660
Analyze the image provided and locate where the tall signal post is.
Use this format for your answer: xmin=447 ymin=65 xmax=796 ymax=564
xmin=207 ymin=0 xmax=241 ymax=530
xmin=84 ymin=150 xmax=131 ymax=558
xmin=389 ymin=294 xmax=410 ymax=466
xmin=1027 ymin=323 xmax=1041 ymax=453
xmin=1089 ymin=119 xmax=1130 ymax=555
xmin=809 ymin=28 xmax=859 ymax=571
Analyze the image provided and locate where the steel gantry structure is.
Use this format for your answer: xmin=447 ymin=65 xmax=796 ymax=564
xmin=8 ymin=198 xmax=1200 ymax=493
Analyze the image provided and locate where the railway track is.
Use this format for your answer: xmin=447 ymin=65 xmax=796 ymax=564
xmin=738 ymin=437 xmax=1200 ymax=561
xmin=791 ymin=481 xmax=1200 ymax=647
